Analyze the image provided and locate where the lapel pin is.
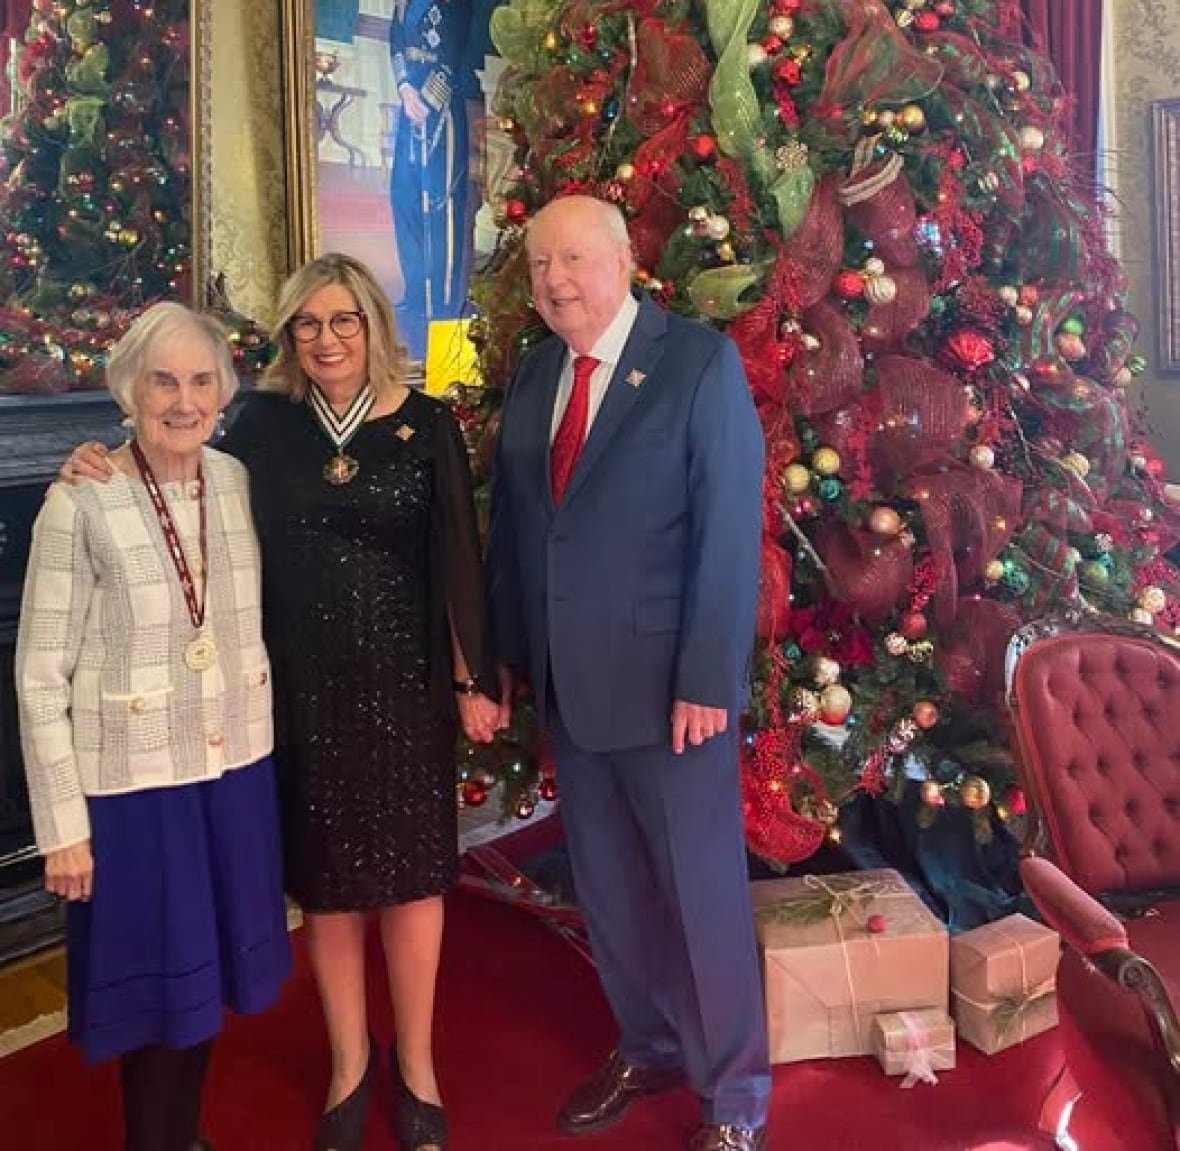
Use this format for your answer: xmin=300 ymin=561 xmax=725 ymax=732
xmin=395 ymin=424 xmax=416 ymax=441
xmin=626 ymin=369 xmax=646 ymax=388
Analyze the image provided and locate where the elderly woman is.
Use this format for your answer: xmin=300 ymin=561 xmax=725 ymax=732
xmin=19 ymin=303 xmax=291 ymax=1151
xmin=66 ymin=254 xmax=501 ymax=1151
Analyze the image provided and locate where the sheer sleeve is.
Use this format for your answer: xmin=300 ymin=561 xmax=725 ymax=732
xmin=432 ymin=405 xmax=497 ymax=693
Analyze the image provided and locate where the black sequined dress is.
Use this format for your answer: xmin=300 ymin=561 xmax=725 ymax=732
xmin=224 ymin=388 xmax=494 ymax=911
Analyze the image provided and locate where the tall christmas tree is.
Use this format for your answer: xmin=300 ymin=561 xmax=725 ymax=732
xmin=0 ymin=0 xmax=191 ymax=392
xmin=466 ymin=0 xmax=1180 ymax=864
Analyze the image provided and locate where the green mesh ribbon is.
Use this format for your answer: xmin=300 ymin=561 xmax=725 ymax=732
xmin=703 ymin=0 xmax=814 ymax=240
xmin=490 ymin=0 xmax=555 ymax=70
xmin=688 ymin=262 xmax=772 ymax=320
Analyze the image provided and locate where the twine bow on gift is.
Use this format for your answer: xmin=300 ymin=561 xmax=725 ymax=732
xmin=894 ymin=1010 xmax=953 ymax=1089
xmin=952 ymin=920 xmax=1055 ymax=1046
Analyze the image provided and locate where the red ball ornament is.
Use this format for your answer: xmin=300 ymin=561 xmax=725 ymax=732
xmin=461 ymin=780 xmax=489 ymax=807
xmin=504 ymin=198 xmax=528 ymax=225
xmin=867 ymin=914 xmax=888 ymax=934
xmin=1002 ymin=785 xmax=1027 ymax=816
xmin=912 ymin=700 xmax=939 ymax=729
xmin=899 ymin=611 xmax=928 ymax=641
xmin=761 ymin=34 xmax=783 ymax=55
xmin=832 ymin=269 xmax=865 ymax=299
xmin=690 ymin=134 xmax=717 ymax=161
xmin=538 ymin=777 xmax=559 ymax=802
xmin=914 ymin=11 xmax=940 ymax=32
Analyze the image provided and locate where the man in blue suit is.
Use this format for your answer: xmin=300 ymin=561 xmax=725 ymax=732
xmin=488 ymin=196 xmax=771 ymax=1151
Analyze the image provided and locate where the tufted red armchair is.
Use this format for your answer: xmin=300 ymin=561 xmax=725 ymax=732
xmin=1007 ymin=615 xmax=1180 ymax=1151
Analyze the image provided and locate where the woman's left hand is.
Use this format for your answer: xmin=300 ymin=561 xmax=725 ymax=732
xmin=458 ymin=692 xmax=504 ymax=744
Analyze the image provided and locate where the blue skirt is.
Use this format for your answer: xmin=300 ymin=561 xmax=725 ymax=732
xmin=66 ymin=756 xmax=292 ymax=1063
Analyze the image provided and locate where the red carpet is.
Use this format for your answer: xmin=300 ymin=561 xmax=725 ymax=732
xmin=0 ymin=890 xmax=1128 ymax=1150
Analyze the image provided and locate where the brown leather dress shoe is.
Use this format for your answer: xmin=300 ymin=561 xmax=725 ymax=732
xmin=687 ymin=1123 xmax=769 ymax=1151
xmin=557 ymin=1050 xmax=685 ymax=1134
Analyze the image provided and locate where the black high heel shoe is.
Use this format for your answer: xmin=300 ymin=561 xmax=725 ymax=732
xmin=390 ymin=1053 xmax=447 ymax=1151
xmin=314 ymin=1042 xmax=377 ymax=1151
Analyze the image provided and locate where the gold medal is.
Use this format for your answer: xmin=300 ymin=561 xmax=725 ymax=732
xmin=184 ymin=634 xmax=217 ymax=672
xmin=323 ymin=451 xmax=360 ymax=485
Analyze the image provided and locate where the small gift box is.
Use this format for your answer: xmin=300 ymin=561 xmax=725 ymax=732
xmin=950 ymin=913 xmax=1060 ymax=1054
xmin=871 ymin=1008 xmax=956 ymax=1086
xmin=751 ymin=869 xmax=949 ymax=1063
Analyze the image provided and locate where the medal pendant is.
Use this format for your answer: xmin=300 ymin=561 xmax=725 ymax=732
xmin=184 ymin=634 xmax=218 ymax=672
xmin=324 ymin=452 xmax=359 ymax=485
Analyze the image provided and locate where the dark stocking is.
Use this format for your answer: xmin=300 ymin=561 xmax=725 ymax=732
xmin=120 ymin=1039 xmax=215 ymax=1151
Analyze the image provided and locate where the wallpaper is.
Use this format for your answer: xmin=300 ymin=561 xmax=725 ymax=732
xmin=1109 ymin=0 xmax=1180 ymax=472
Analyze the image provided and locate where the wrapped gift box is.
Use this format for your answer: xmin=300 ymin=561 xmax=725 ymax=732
xmin=751 ymin=869 xmax=949 ymax=1063
xmin=871 ymin=1008 xmax=956 ymax=1085
xmin=950 ymin=912 xmax=1060 ymax=1054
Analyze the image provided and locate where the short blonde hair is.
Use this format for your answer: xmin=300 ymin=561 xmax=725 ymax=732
xmin=261 ymin=253 xmax=407 ymax=402
xmin=106 ymin=302 xmax=238 ymax=419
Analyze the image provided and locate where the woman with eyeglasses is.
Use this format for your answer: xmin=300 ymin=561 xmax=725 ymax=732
xmin=62 ymin=254 xmax=504 ymax=1151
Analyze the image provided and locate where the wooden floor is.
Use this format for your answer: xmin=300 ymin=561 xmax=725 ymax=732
xmin=0 ymin=945 xmax=67 ymax=1057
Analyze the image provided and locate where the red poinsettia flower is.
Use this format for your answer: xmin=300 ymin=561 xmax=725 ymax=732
xmin=788 ymin=600 xmax=875 ymax=668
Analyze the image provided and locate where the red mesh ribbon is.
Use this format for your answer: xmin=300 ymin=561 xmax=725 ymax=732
xmin=783 ymin=173 xmax=845 ymax=308
xmin=818 ymin=521 xmax=915 ymax=625
xmin=788 ymin=300 xmax=864 ymax=417
xmin=758 ymin=537 xmax=793 ymax=641
xmin=840 ymin=154 xmax=920 ymax=268
xmin=939 ymin=598 xmax=1023 ymax=703
xmin=730 ymin=243 xmax=805 ymax=414
xmin=741 ymin=727 xmax=829 ymax=863
xmin=813 ymin=0 xmax=944 ymax=135
xmin=903 ymin=464 xmax=1023 ymax=627
xmin=942 ymin=88 xmax=1024 ymax=214
xmin=626 ymin=185 xmax=686 ymax=274
xmin=1019 ymin=522 xmax=1080 ymax=613
xmin=862 ymin=269 xmax=932 ymax=350
xmin=872 ymin=355 xmax=972 ymax=482
xmin=626 ymin=18 xmax=711 ymax=138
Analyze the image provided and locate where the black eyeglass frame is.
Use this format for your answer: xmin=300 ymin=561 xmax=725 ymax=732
xmin=288 ymin=310 xmax=367 ymax=343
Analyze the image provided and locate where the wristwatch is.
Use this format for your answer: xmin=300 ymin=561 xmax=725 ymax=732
xmin=452 ymin=678 xmax=480 ymax=695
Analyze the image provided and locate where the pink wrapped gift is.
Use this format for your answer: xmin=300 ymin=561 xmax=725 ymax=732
xmin=950 ymin=913 xmax=1059 ymax=1054
xmin=871 ymin=1008 xmax=956 ymax=1086
xmin=751 ymin=869 xmax=949 ymax=1063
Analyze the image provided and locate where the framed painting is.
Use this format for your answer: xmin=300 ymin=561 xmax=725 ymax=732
xmin=280 ymin=0 xmax=514 ymax=385
xmin=1152 ymin=98 xmax=1180 ymax=375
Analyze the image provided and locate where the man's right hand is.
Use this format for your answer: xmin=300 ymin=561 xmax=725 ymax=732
xmin=60 ymin=441 xmax=114 ymax=484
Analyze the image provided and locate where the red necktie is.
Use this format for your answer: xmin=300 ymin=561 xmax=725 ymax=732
xmin=550 ymin=355 xmax=598 ymax=503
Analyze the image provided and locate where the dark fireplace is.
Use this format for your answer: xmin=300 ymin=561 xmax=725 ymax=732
xmin=0 ymin=392 xmax=122 ymax=963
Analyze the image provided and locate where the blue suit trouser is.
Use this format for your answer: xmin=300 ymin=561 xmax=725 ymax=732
xmin=550 ymin=710 xmax=771 ymax=1128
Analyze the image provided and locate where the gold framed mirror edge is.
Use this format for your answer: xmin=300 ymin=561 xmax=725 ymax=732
xmin=1151 ymin=98 xmax=1180 ymax=376
xmin=280 ymin=0 xmax=319 ymax=272
xmin=191 ymin=0 xmax=210 ymax=307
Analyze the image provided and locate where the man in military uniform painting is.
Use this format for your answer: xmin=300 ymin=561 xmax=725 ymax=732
xmin=389 ymin=0 xmax=473 ymax=363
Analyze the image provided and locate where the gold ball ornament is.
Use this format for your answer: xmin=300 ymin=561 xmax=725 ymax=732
xmin=1130 ymin=608 xmax=1155 ymax=626
xmin=747 ymin=43 xmax=769 ymax=68
xmin=959 ymin=775 xmax=992 ymax=810
xmin=1061 ymin=452 xmax=1091 ymax=478
xmin=1138 ymin=586 xmax=1167 ymax=615
xmin=1013 ymin=305 xmax=1034 ymax=326
xmin=812 ymin=656 xmax=842 ymax=687
xmin=811 ymin=446 xmax=841 ymax=476
xmin=912 ymin=700 xmax=939 ymax=729
xmin=705 ymin=214 xmax=731 ymax=242
xmin=868 ymin=506 xmax=902 ymax=535
xmin=898 ymin=104 xmax=927 ymax=134
xmin=819 ymin=684 xmax=853 ymax=724
xmin=969 ymin=445 xmax=995 ymax=470
xmin=615 ymin=161 xmax=635 ymax=181
xmin=863 ymin=274 xmax=897 ymax=306
xmin=885 ymin=632 xmax=909 ymax=656
xmin=863 ymin=257 xmax=887 ymax=278
xmin=997 ymin=285 xmax=1020 ymax=307
xmin=783 ymin=463 xmax=812 ymax=495
xmin=1020 ymin=124 xmax=1045 ymax=152
xmin=769 ymin=15 xmax=795 ymax=37
xmin=919 ymin=780 xmax=946 ymax=807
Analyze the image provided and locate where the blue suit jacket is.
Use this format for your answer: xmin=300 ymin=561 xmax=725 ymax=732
xmin=488 ymin=296 xmax=765 ymax=752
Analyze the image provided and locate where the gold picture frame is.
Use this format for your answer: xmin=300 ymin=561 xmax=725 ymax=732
xmin=278 ymin=1 xmax=516 ymax=384
xmin=1152 ymin=98 xmax=1180 ymax=375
